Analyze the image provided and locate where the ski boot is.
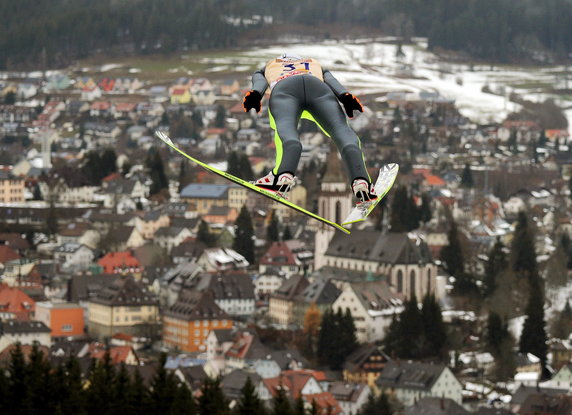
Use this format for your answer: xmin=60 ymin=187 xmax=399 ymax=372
xmin=352 ymin=178 xmax=378 ymax=206
xmin=251 ymin=171 xmax=296 ymax=199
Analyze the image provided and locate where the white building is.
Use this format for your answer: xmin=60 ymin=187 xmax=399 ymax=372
xmin=332 ymin=280 xmax=403 ymax=343
xmin=0 ymin=320 xmax=51 ymax=351
xmin=376 ymin=361 xmax=463 ymax=406
xmin=53 ymin=243 xmax=95 ymax=272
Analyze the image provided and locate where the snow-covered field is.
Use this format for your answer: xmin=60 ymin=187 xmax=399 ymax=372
xmin=205 ymin=38 xmax=572 ymax=129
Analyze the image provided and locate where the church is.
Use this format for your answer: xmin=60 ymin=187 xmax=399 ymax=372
xmin=313 ymin=149 xmax=439 ymax=300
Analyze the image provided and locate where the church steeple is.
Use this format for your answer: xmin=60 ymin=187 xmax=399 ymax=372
xmin=322 ymin=144 xmax=346 ymax=184
xmin=314 ymin=145 xmax=353 ymax=270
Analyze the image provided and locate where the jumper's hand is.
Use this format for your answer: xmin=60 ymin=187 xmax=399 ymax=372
xmin=339 ymin=93 xmax=363 ymax=118
xmin=243 ymin=90 xmax=262 ymax=113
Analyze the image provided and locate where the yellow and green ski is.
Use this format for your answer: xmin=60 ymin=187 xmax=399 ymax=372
xmin=155 ymin=131 xmax=351 ymax=234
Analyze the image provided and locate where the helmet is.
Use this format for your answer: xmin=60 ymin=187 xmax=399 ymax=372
xmin=278 ymin=53 xmax=303 ymax=61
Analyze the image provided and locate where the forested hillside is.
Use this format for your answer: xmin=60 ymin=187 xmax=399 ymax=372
xmin=2 ymin=0 xmax=572 ymax=69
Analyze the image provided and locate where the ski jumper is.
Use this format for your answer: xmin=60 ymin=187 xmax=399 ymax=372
xmin=250 ymin=58 xmax=370 ymax=184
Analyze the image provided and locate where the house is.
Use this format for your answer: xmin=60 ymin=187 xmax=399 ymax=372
xmin=259 ymin=241 xmax=303 ymax=278
xmin=259 ymin=370 xmax=342 ymax=414
xmin=177 ymin=271 xmax=256 ymax=317
xmin=170 ymin=86 xmax=191 ymax=104
xmin=113 ymin=102 xmax=138 ymax=119
xmin=102 ymin=225 xmax=146 ymax=251
xmin=404 ymin=397 xmax=469 ymax=415
xmin=175 ymin=365 xmax=209 ymax=392
xmin=203 ymin=205 xmax=238 ymax=225
xmin=550 ymin=339 xmax=572 ymax=371
xmin=34 ymin=302 xmax=85 ymax=338
xmin=510 ymin=385 xmax=570 ymax=413
xmin=163 ymin=290 xmax=233 ymax=353
xmin=206 ymin=328 xmax=235 ymax=362
xmin=0 ymin=284 xmax=35 ymax=320
xmin=0 ymin=320 xmax=51 ymax=351
xmin=544 ymin=362 xmax=572 ymax=392
xmin=292 ymin=278 xmax=341 ymax=326
xmin=97 ymin=251 xmax=143 ymax=275
xmin=196 ymin=247 xmax=249 ymax=272
xmin=376 ymin=361 xmax=463 ymax=406
xmin=332 ymin=280 xmax=403 ymax=343
xmin=89 ymin=343 xmax=140 ymax=365
xmin=53 ymin=243 xmax=95 ymax=272
xmin=254 ymin=349 xmax=308 ymax=379
xmin=324 ymin=231 xmax=439 ymax=300
xmin=253 ymin=272 xmax=285 ymax=301
xmin=0 ymin=170 xmax=25 ymax=203
xmin=0 ymin=233 xmax=31 ymax=255
xmin=57 ymin=222 xmax=100 ymax=250
xmin=268 ymin=274 xmax=309 ymax=327
xmin=343 ymin=344 xmax=391 ymax=388
xmin=153 ymin=226 xmax=193 ymax=252
xmin=518 ymin=393 xmax=572 ymax=415
xmin=219 ymin=79 xmax=240 ymax=96
xmin=329 ymin=382 xmax=371 ymax=415
xmin=90 ymin=100 xmax=112 ymax=117
xmin=225 ymin=330 xmax=271 ymax=372
xmin=135 ymin=209 xmax=170 ymax=239
xmin=180 ymin=183 xmax=248 ymax=214
xmin=221 ymin=369 xmax=262 ymax=402
xmin=0 ymin=244 xmax=21 ymax=270
xmin=87 ymin=275 xmax=160 ymax=340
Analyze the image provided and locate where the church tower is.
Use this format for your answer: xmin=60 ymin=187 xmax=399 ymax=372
xmin=314 ymin=147 xmax=352 ymax=270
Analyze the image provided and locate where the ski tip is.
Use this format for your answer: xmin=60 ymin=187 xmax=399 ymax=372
xmin=154 ymin=130 xmax=173 ymax=145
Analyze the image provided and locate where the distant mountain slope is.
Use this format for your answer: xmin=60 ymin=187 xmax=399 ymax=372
xmin=2 ymin=0 xmax=572 ymax=70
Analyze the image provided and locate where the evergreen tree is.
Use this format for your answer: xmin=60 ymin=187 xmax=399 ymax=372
xmin=46 ymin=199 xmax=59 ymax=237
xmin=398 ymin=295 xmax=423 ymax=358
xmin=227 ymin=151 xmax=241 ymax=177
xmin=239 ymin=154 xmax=254 ymax=181
xmin=440 ymin=220 xmax=464 ymax=277
xmin=317 ymin=309 xmax=335 ymax=367
xmin=294 ymin=396 xmax=305 ymax=415
xmin=28 ymin=343 xmax=52 ymax=415
xmin=519 ymin=280 xmax=548 ymax=374
xmin=339 ymin=308 xmax=359 ymax=365
xmin=86 ymin=353 xmax=116 ymax=415
xmin=178 ymin=160 xmax=192 ymax=193
xmin=510 ymin=211 xmax=538 ymax=283
xmin=113 ymin=363 xmax=134 ymax=415
xmin=146 ymin=148 xmax=169 ymax=197
xmin=486 ymin=312 xmax=506 ymax=356
xmin=233 ymin=205 xmax=255 ymax=264
xmin=149 ymin=353 xmax=178 ymax=415
xmin=420 ymin=294 xmax=447 ymax=357
xmin=32 ymin=183 xmax=42 ymax=200
xmin=0 ymin=364 xmax=8 ymax=415
xmin=8 ymin=343 xmax=32 ymax=415
xmin=101 ymin=148 xmax=118 ymax=177
xmin=419 ymin=193 xmax=432 ymax=223
xmin=389 ymin=185 xmax=409 ymax=232
xmin=198 ymin=377 xmax=229 ymax=415
xmin=236 ymin=376 xmax=266 ymax=415
xmin=267 ymin=210 xmax=280 ymax=242
xmin=198 ymin=220 xmax=216 ymax=247
xmin=215 ymin=105 xmax=226 ymax=128
xmin=359 ymin=392 xmax=393 ymax=415
xmin=172 ymin=383 xmax=197 ymax=415
xmin=283 ymin=225 xmax=293 ymax=241
xmin=272 ymin=381 xmax=292 ymax=415
xmin=130 ymin=367 xmax=151 ymax=415
xmin=63 ymin=356 xmax=87 ymax=415
xmin=551 ymin=301 xmax=572 ymax=340
xmin=483 ymin=238 xmax=507 ymax=297
xmin=460 ymin=163 xmax=474 ymax=188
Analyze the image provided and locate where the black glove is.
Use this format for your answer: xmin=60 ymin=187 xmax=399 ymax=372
xmin=339 ymin=93 xmax=363 ymax=118
xmin=243 ymin=90 xmax=262 ymax=113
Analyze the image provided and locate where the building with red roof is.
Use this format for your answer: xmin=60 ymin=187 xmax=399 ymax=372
xmin=0 ymin=245 xmax=21 ymax=265
xmin=88 ymin=343 xmax=139 ymax=365
xmin=97 ymin=251 xmax=142 ymax=275
xmin=260 ymin=370 xmax=342 ymax=414
xmin=0 ymin=283 xmax=35 ymax=320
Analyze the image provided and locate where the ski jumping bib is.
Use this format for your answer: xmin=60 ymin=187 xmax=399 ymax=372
xmin=265 ymin=58 xmax=324 ymax=89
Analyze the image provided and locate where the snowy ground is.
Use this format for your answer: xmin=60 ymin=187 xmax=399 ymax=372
xmin=230 ymin=38 xmax=572 ymax=129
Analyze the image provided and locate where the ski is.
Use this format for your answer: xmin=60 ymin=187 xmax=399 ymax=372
xmin=155 ymin=131 xmax=351 ymax=234
xmin=341 ymin=163 xmax=399 ymax=226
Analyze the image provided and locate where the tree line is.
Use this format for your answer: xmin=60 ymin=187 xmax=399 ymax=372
xmin=2 ymin=0 xmax=572 ymax=69
xmin=0 ymin=343 xmax=395 ymax=415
